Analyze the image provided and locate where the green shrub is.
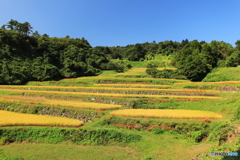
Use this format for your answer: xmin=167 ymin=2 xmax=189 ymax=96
xmin=146 ymin=68 xmax=187 ymax=80
xmin=190 ymin=130 xmax=208 ymax=142
xmin=151 ymin=127 xmax=165 ymax=134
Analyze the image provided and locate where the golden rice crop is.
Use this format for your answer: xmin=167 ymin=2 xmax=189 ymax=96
xmin=0 ymin=85 xmax=219 ymax=93
xmin=174 ymin=81 xmax=240 ymax=85
xmin=0 ymin=88 xmax=222 ymax=99
xmin=93 ymin=84 xmax=171 ymax=88
xmin=76 ymin=76 xmax=190 ymax=81
xmin=0 ymin=110 xmax=83 ymax=127
xmin=110 ymin=109 xmax=223 ymax=119
xmin=0 ymin=95 xmax=122 ymax=110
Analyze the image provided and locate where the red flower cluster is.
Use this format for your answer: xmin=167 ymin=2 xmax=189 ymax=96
xmin=146 ymin=125 xmax=172 ymax=131
xmin=95 ymin=115 xmax=100 ymax=118
xmin=203 ymin=117 xmax=211 ymax=122
xmin=112 ymin=124 xmax=139 ymax=129
xmin=77 ymin=127 xmax=82 ymax=129
xmin=99 ymin=110 xmax=104 ymax=113
xmin=175 ymin=98 xmax=201 ymax=102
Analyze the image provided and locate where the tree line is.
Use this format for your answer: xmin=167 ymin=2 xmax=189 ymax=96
xmin=0 ymin=19 xmax=114 ymax=84
xmin=108 ymin=39 xmax=240 ymax=81
xmin=1 ymin=19 xmax=240 ymax=84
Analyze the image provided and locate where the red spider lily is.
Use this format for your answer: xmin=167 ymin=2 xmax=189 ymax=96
xmin=145 ymin=116 xmax=150 ymax=118
xmin=110 ymin=114 xmax=115 ymax=116
xmin=147 ymin=128 xmax=152 ymax=131
xmin=99 ymin=110 xmax=104 ymax=113
xmin=95 ymin=115 xmax=100 ymax=117
xmin=203 ymin=117 xmax=211 ymax=122
xmin=77 ymin=127 xmax=82 ymax=129
xmin=163 ymin=126 xmax=172 ymax=130
xmin=134 ymin=126 xmax=139 ymax=129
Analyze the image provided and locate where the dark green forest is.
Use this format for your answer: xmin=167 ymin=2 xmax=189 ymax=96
xmin=1 ymin=19 xmax=240 ymax=84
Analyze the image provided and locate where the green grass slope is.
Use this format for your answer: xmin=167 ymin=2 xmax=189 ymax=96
xmin=203 ymin=67 xmax=240 ymax=82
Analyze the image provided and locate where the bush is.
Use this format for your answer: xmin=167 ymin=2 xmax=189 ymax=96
xmin=147 ymin=62 xmax=158 ymax=68
xmin=217 ymin=60 xmax=226 ymax=67
xmin=151 ymin=127 xmax=165 ymax=134
xmin=190 ymin=131 xmax=207 ymax=142
xmin=146 ymin=68 xmax=187 ymax=80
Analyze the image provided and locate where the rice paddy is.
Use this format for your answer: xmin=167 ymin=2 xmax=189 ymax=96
xmin=0 ymin=95 xmax=122 ymax=110
xmin=0 ymin=85 xmax=220 ymax=93
xmin=76 ymin=76 xmax=190 ymax=82
xmin=0 ymin=110 xmax=83 ymax=127
xmin=0 ymin=88 xmax=222 ymax=99
xmin=93 ymin=84 xmax=172 ymax=88
xmin=110 ymin=109 xmax=223 ymax=119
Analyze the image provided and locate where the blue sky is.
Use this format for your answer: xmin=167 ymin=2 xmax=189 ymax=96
xmin=0 ymin=0 xmax=240 ymax=47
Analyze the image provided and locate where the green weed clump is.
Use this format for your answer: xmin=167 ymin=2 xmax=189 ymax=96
xmin=0 ymin=127 xmax=142 ymax=145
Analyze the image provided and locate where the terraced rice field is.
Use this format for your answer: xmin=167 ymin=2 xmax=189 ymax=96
xmin=0 ymin=88 xmax=222 ymax=99
xmin=110 ymin=109 xmax=223 ymax=119
xmin=93 ymin=84 xmax=172 ymax=88
xmin=174 ymin=81 xmax=240 ymax=85
xmin=0 ymin=95 xmax=122 ymax=110
xmin=0 ymin=110 xmax=83 ymax=127
xmin=76 ymin=76 xmax=190 ymax=82
xmin=0 ymin=85 xmax=220 ymax=93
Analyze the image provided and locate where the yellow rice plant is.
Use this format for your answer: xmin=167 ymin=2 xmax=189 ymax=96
xmin=76 ymin=76 xmax=190 ymax=81
xmin=0 ymin=85 xmax=220 ymax=93
xmin=110 ymin=109 xmax=223 ymax=119
xmin=0 ymin=89 xmax=222 ymax=99
xmin=0 ymin=110 xmax=84 ymax=127
xmin=93 ymin=84 xmax=171 ymax=88
xmin=0 ymin=95 xmax=122 ymax=110
xmin=174 ymin=81 xmax=240 ymax=85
